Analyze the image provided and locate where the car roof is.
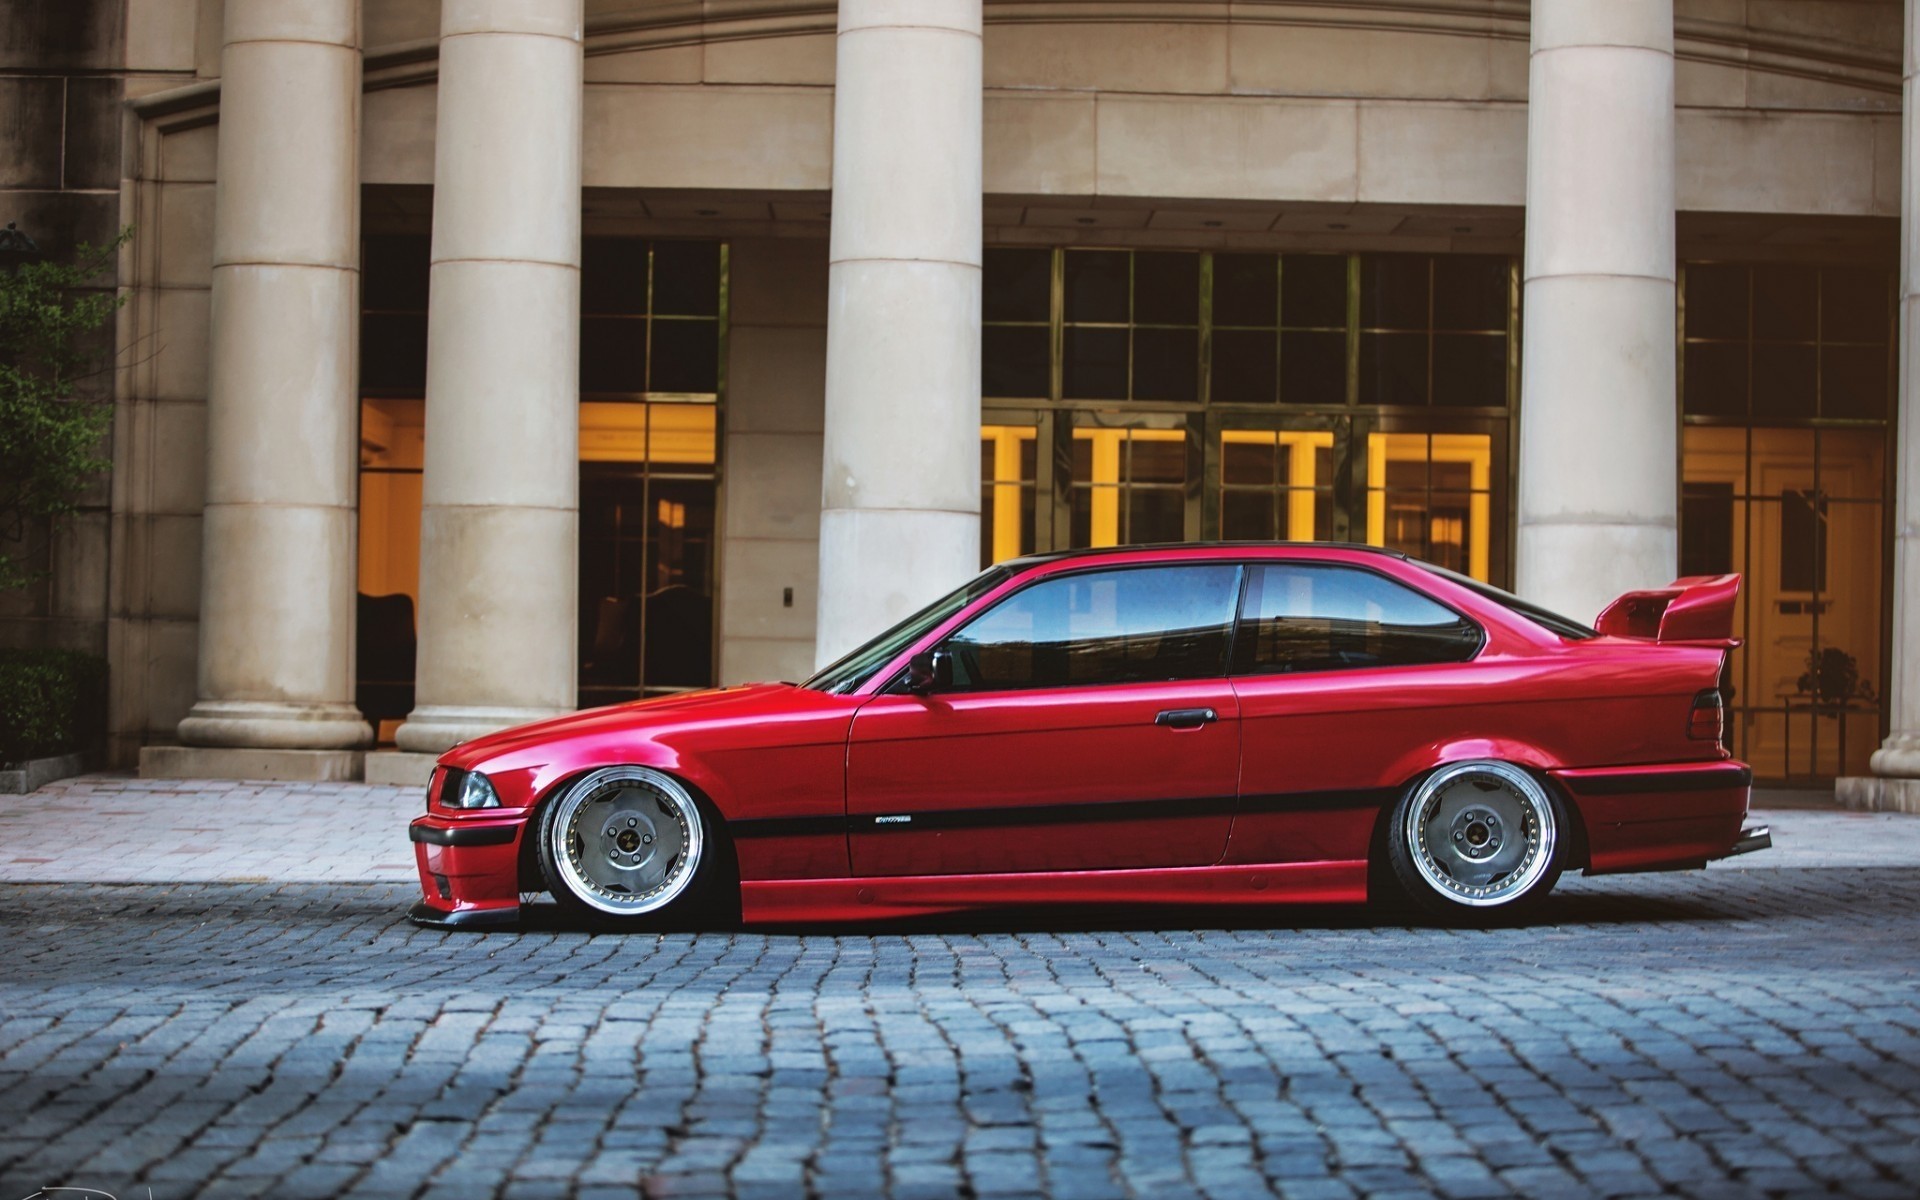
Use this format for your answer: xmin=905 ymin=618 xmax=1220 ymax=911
xmin=1003 ymin=541 xmax=1414 ymax=569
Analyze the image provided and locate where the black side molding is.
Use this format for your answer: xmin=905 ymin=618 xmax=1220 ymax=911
xmin=1570 ymin=765 xmax=1753 ymax=795
xmin=409 ymin=823 xmax=519 ymax=847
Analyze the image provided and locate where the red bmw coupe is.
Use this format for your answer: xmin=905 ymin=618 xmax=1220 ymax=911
xmin=408 ymin=542 xmax=1769 ymax=930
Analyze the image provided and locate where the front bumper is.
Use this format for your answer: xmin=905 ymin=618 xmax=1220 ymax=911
xmin=408 ymin=812 xmax=527 ymax=929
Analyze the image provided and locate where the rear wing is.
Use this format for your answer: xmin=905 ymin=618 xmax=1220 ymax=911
xmin=1593 ymin=574 xmax=1741 ymax=645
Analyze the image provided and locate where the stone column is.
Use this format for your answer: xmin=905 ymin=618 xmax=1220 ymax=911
xmin=391 ymin=0 xmax=583 ymax=756
xmin=1515 ymin=0 xmax=1677 ymax=624
xmin=163 ymin=0 xmax=372 ymax=775
xmin=814 ymin=0 xmax=983 ymax=666
xmin=1841 ymin=0 xmax=1920 ymax=813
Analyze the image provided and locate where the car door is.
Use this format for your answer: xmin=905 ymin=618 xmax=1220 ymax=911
xmin=846 ymin=562 xmax=1245 ymax=877
xmin=1225 ymin=559 xmax=1489 ymax=867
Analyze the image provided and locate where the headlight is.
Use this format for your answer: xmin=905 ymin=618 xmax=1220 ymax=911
xmin=451 ymin=770 xmax=501 ymax=810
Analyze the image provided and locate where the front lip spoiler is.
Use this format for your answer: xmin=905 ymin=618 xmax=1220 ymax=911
xmin=1712 ymin=825 xmax=1772 ymax=860
xmin=407 ymin=900 xmax=520 ymax=930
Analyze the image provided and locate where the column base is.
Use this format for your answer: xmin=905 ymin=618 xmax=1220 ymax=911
xmin=394 ymin=705 xmax=571 ymax=756
xmin=177 ymin=700 xmax=372 ymax=751
xmin=139 ymin=745 xmax=366 ymax=783
xmin=1836 ymin=775 xmax=1920 ymax=815
xmin=364 ymin=750 xmax=440 ymax=788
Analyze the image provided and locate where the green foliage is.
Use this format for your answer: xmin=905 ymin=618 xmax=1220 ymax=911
xmin=0 ymin=234 xmax=127 ymax=591
xmin=0 ymin=647 xmax=107 ymax=764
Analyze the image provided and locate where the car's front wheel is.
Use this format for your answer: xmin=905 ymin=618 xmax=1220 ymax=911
xmin=536 ymin=766 xmax=734 ymax=929
xmin=1385 ymin=760 xmax=1565 ymax=921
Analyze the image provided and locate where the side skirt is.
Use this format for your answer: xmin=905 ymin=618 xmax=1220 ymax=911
xmin=739 ymin=860 xmax=1370 ymax=924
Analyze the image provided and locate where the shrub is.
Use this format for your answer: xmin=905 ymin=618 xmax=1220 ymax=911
xmin=0 ymin=648 xmax=106 ymax=764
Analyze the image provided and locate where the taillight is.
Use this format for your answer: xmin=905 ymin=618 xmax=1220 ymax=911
xmin=1689 ymin=689 xmax=1725 ymax=747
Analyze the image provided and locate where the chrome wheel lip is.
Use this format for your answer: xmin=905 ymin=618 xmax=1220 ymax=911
xmin=550 ymin=766 xmax=704 ymax=916
xmin=1405 ymin=760 xmax=1556 ymax=909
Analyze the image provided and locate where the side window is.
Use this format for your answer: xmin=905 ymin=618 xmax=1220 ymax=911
xmin=1233 ymin=564 xmax=1481 ymax=675
xmin=942 ymin=565 xmax=1242 ymax=692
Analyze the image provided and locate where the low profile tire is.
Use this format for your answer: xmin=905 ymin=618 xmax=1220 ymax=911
xmin=536 ymin=766 xmax=735 ymax=930
xmin=1385 ymin=760 xmax=1565 ymax=922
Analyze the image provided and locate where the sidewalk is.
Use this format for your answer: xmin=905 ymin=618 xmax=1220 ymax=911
xmin=2 ymin=774 xmax=1917 ymax=885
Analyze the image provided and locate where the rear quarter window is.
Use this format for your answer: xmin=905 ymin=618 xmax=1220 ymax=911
xmin=1233 ymin=563 xmax=1483 ymax=675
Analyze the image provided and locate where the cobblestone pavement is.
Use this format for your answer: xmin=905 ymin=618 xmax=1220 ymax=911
xmin=4 ymin=866 xmax=1919 ymax=1200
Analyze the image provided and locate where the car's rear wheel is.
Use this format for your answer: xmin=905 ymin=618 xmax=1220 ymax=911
xmin=536 ymin=766 xmax=733 ymax=929
xmin=1385 ymin=760 xmax=1565 ymax=921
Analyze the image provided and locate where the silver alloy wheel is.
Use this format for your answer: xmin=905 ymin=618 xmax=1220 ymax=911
xmin=549 ymin=766 xmax=704 ymax=916
xmin=1404 ymin=760 xmax=1557 ymax=908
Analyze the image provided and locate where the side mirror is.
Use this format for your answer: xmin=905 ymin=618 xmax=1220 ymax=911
xmin=905 ymin=648 xmax=953 ymax=694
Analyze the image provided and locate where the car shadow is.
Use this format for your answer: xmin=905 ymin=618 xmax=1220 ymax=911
xmin=505 ymin=883 xmax=1767 ymax=938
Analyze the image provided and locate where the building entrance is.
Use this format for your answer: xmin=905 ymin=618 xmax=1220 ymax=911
xmin=978 ymin=245 xmax=1517 ymax=584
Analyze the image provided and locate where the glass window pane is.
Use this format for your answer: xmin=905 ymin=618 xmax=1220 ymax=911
xmin=1685 ymin=264 xmax=1748 ymax=340
xmin=361 ymin=312 xmax=428 ymax=392
xmin=1432 ymin=256 xmax=1507 ymax=332
xmin=1132 ymin=327 xmax=1198 ymax=402
xmin=1222 ymin=436 xmax=1277 ymax=485
xmin=651 ymin=241 xmax=722 ymax=316
xmin=1064 ymin=249 xmax=1129 ymax=323
xmin=1432 ymin=333 xmax=1506 ymax=408
xmin=945 ymin=564 xmax=1241 ymax=690
xmin=1821 ymin=266 xmax=1891 ymax=344
xmin=1233 ymin=564 xmax=1480 ymax=675
xmin=580 ymin=316 xmax=647 ymax=393
xmin=984 ymin=247 xmax=1052 ymax=322
xmin=983 ymin=324 xmax=1050 ymax=398
xmin=648 ymin=319 xmax=719 ymax=393
xmin=1820 ymin=344 xmax=1889 ymax=420
xmin=1063 ymin=327 xmax=1128 ymax=398
xmin=1281 ymin=331 xmax=1347 ymax=404
xmin=1222 ymin=490 xmax=1276 ymax=540
xmin=1133 ymin=251 xmax=1200 ymax=325
xmin=1127 ymin=434 xmax=1186 ymax=484
xmin=1779 ymin=489 xmax=1827 ymax=593
xmin=1127 ymin=487 xmax=1186 ymax=543
xmin=1282 ymin=254 xmax=1348 ymax=328
xmin=1751 ymin=342 xmax=1816 ymax=420
xmin=581 ymin=237 xmax=650 ymax=315
xmin=1359 ymin=254 xmax=1428 ymax=331
xmin=1214 ymin=253 xmax=1278 ymax=326
xmin=1359 ymin=332 xmax=1428 ymax=405
xmin=362 ymin=234 xmax=430 ymax=311
xmin=1753 ymin=264 xmax=1817 ymax=342
xmin=1683 ymin=341 xmax=1748 ymax=417
xmin=1212 ymin=328 xmax=1278 ymax=404
xmin=1682 ymin=481 xmax=1735 ymax=577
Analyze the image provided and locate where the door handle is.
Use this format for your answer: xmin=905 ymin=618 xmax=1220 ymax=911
xmin=1154 ymin=707 xmax=1218 ymax=729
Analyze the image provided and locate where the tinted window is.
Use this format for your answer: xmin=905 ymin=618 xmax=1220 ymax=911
xmin=942 ymin=565 xmax=1241 ymax=692
xmin=1233 ymin=564 xmax=1480 ymax=675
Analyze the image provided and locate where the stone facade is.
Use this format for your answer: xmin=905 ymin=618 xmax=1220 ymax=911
xmin=0 ymin=1 xmax=1913 ymax=797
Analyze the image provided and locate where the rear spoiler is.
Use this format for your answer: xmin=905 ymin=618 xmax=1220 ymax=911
xmin=1593 ymin=574 xmax=1742 ymax=645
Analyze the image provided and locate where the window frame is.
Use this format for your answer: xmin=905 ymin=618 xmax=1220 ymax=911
xmin=1226 ymin=559 xmax=1487 ymax=680
xmin=880 ymin=559 xmax=1249 ymax=697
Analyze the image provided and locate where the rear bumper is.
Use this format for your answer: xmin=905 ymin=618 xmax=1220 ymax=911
xmin=408 ymin=813 xmax=526 ymax=928
xmin=1552 ymin=761 xmax=1756 ymax=875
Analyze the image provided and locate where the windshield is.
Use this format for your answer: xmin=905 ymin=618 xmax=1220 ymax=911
xmin=802 ymin=566 xmax=1015 ymax=694
xmin=1418 ymin=563 xmax=1599 ymax=640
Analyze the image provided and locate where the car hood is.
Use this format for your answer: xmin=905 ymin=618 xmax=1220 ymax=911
xmin=435 ymin=681 xmax=838 ymax=773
